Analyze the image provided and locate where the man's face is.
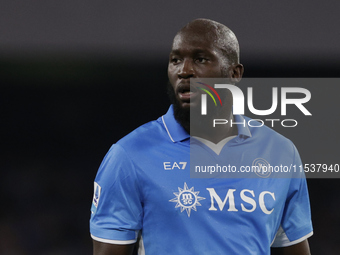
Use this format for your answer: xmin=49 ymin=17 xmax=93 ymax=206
xmin=167 ymin=30 xmax=228 ymax=111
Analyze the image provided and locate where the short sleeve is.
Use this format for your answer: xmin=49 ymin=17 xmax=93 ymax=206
xmin=271 ymin=144 xmax=313 ymax=247
xmin=90 ymin=144 xmax=143 ymax=244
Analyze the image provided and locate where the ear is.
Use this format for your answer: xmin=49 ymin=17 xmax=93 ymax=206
xmin=228 ymin=64 xmax=244 ymax=84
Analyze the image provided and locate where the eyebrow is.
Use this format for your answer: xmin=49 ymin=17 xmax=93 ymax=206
xmin=170 ymin=48 xmax=211 ymax=55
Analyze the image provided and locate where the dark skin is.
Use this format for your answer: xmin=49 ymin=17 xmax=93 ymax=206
xmin=93 ymin=20 xmax=311 ymax=255
xmin=167 ymin=27 xmax=243 ymax=143
xmin=271 ymin=240 xmax=311 ymax=255
xmin=93 ymin=241 xmax=135 ymax=255
xmin=92 ymin=235 xmax=311 ymax=255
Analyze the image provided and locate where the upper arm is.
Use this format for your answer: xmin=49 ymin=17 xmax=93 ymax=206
xmin=93 ymin=240 xmax=137 ymax=255
xmin=273 ymin=144 xmax=313 ymax=245
xmin=90 ymin=145 xmax=143 ymax=250
xmin=271 ymin=144 xmax=313 ymax=254
xmin=271 ymin=239 xmax=311 ymax=255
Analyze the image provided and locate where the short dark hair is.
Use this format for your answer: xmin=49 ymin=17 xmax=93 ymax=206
xmin=178 ymin=18 xmax=240 ymax=65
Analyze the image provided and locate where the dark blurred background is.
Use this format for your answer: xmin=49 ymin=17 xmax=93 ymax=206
xmin=1 ymin=1 xmax=339 ymax=254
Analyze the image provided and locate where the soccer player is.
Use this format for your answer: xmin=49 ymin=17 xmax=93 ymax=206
xmin=90 ymin=19 xmax=313 ymax=255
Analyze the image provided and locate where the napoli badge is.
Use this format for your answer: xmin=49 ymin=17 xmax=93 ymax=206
xmin=252 ymin=158 xmax=271 ymax=178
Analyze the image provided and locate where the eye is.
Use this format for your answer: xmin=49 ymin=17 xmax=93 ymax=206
xmin=196 ymin=57 xmax=208 ymax=64
xmin=170 ymin=57 xmax=182 ymax=65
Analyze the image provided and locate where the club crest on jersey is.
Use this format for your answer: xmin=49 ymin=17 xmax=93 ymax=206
xmin=253 ymin=158 xmax=271 ymax=178
xmin=91 ymin=182 xmax=101 ymax=215
xmin=169 ymin=183 xmax=205 ymax=217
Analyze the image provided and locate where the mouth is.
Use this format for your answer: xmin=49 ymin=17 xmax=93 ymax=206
xmin=177 ymin=83 xmax=198 ymax=101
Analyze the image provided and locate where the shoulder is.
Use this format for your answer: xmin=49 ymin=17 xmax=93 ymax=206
xmin=96 ymin=117 xmax=166 ymax=181
xmin=242 ymin=116 xmax=300 ymax=166
xmin=244 ymin=116 xmax=295 ymax=147
xmin=115 ymin=116 xmax=169 ymax=156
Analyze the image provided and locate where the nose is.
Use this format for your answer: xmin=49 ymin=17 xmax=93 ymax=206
xmin=178 ymin=59 xmax=195 ymax=79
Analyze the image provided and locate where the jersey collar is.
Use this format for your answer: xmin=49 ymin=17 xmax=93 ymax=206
xmin=162 ymin=105 xmax=252 ymax=143
xmin=162 ymin=105 xmax=190 ymax=142
xmin=234 ymin=114 xmax=252 ymax=139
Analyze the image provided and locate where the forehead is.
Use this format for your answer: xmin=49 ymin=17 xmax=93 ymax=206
xmin=171 ymin=30 xmax=220 ymax=54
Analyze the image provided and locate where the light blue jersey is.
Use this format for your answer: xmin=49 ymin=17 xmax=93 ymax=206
xmin=90 ymin=105 xmax=313 ymax=254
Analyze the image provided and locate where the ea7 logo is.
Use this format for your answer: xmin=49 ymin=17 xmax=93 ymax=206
xmin=163 ymin=162 xmax=187 ymax=170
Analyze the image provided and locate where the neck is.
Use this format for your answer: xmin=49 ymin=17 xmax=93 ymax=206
xmin=189 ymin=106 xmax=237 ymax=144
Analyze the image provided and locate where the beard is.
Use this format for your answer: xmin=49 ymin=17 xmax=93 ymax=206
xmin=166 ymin=81 xmax=223 ymax=134
xmin=166 ymin=81 xmax=190 ymax=132
xmin=166 ymin=80 xmax=234 ymax=137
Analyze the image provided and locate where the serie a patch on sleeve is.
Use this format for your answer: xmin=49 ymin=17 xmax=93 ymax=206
xmin=91 ymin=182 xmax=101 ymax=215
